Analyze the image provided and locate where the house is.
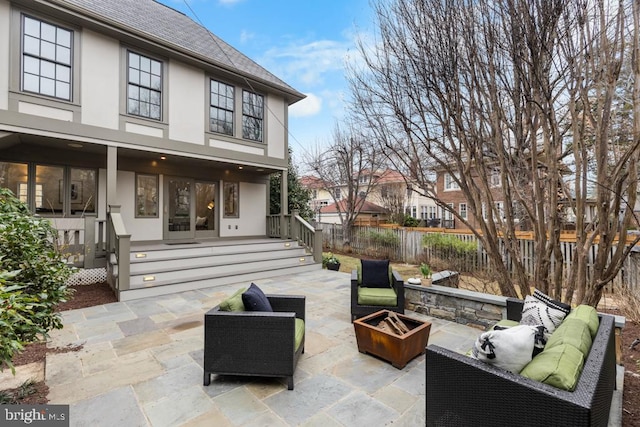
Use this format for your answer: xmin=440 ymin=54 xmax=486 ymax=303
xmin=319 ymin=198 xmax=388 ymax=226
xmin=436 ymin=165 xmax=582 ymax=231
xmin=0 ymin=0 xmax=320 ymax=300
xmin=301 ymin=169 xmax=438 ymax=225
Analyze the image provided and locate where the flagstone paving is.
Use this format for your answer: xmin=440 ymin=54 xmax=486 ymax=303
xmin=44 ymin=269 xmax=609 ymax=426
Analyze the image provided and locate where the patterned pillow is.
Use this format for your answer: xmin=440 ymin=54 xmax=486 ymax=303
xmin=520 ymin=289 xmax=571 ymax=345
xmin=471 ymin=324 xmax=544 ymax=373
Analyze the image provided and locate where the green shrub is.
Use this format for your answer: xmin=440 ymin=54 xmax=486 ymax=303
xmin=402 ymin=215 xmax=420 ymax=227
xmin=422 ymin=233 xmax=478 ymax=271
xmin=0 ymin=188 xmax=73 ymax=372
xmin=366 ymin=230 xmax=400 ymax=246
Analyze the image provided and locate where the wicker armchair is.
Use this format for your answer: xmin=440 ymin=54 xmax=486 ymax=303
xmin=351 ymin=259 xmax=404 ymax=322
xmin=203 ymin=294 xmax=305 ymax=390
xmin=426 ymin=298 xmax=617 ymax=427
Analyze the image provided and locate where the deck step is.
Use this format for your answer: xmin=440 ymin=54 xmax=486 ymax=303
xmin=118 ymin=264 xmax=320 ymax=301
xmin=114 ymin=238 xmax=320 ymax=301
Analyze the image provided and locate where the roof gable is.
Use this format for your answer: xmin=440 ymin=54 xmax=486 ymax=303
xmin=53 ymin=0 xmax=304 ymax=101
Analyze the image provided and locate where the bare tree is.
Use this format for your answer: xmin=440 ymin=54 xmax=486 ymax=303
xmin=305 ymin=122 xmax=383 ymax=244
xmin=347 ymin=0 xmax=640 ymax=304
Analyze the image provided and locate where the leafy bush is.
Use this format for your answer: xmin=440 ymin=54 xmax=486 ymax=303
xmin=422 ymin=233 xmax=478 ymax=271
xmin=0 ymin=188 xmax=73 ymax=372
xmin=402 ymin=215 xmax=420 ymax=227
xmin=366 ymin=230 xmax=400 ymax=246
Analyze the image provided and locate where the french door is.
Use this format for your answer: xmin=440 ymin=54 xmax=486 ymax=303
xmin=164 ymin=178 xmax=218 ymax=239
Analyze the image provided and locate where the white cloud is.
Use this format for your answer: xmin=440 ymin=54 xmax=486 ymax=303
xmin=260 ymin=40 xmax=351 ymax=86
xmin=239 ymin=30 xmax=254 ymax=44
xmin=289 ymin=93 xmax=322 ymax=117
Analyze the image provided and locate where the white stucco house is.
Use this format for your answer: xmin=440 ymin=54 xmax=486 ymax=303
xmin=0 ymin=0 xmax=320 ymax=300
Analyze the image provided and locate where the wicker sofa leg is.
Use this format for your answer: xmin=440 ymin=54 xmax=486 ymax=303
xmin=287 ymin=376 xmax=294 ymax=390
xmin=203 ymin=372 xmax=210 ymax=386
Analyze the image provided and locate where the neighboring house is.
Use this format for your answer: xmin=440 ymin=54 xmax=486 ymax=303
xmin=0 ymin=0 xmax=312 ymax=299
xmin=300 ymin=175 xmax=332 ymax=214
xmin=301 ymin=169 xmax=437 ymax=225
xmin=437 ymin=166 xmax=517 ymax=230
xmin=436 ymin=166 xmax=584 ymax=231
xmin=319 ymin=198 xmax=388 ymax=226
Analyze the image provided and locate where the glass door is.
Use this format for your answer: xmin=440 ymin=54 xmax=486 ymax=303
xmin=165 ymin=177 xmax=193 ymax=239
xmin=195 ymin=182 xmax=217 ymax=237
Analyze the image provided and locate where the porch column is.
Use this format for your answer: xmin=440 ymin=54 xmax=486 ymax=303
xmin=280 ymin=169 xmax=288 ymax=239
xmin=107 ymin=146 xmax=118 ymax=208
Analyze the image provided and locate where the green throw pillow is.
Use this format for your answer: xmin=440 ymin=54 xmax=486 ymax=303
xmin=565 ymin=305 xmax=600 ymax=339
xmin=520 ymin=344 xmax=584 ymax=391
xmin=546 ymin=318 xmax=593 ymax=357
xmin=219 ymin=287 xmax=247 ymax=311
xmin=294 ymin=318 xmax=305 ymax=352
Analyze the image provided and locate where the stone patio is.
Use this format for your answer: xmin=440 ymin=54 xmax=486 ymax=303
xmin=39 ymin=269 xmax=621 ymax=426
xmin=39 ymin=269 xmax=474 ymax=426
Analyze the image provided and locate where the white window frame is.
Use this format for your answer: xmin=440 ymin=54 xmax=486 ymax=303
xmin=489 ymin=168 xmax=501 ymax=187
xmin=444 ymin=173 xmax=460 ymax=190
xmin=459 ymin=202 xmax=467 ymax=219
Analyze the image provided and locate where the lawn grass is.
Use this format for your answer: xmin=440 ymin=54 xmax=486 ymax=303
xmin=323 ymin=252 xmax=421 ymax=279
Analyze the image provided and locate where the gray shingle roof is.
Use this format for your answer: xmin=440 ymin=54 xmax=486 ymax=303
xmin=55 ymin=0 xmax=304 ymax=101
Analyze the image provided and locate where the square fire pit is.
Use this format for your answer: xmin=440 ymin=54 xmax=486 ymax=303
xmin=353 ymin=310 xmax=431 ymax=369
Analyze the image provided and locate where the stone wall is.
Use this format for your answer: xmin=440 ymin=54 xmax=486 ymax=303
xmin=405 ymin=283 xmax=508 ymax=330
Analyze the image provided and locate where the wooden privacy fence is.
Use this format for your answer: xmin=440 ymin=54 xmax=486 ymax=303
xmin=318 ymin=223 xmax=639 ymax=295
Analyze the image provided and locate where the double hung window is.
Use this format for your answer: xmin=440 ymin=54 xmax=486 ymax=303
xmin=210 ymin=80 xmax=234 ymax=135
xmin=127 ymin=52 xmax=162 ymax=120
xmin=242 ymin=90 xmax=264 ymax=142
xmin=22 ymin=15 xmax=72 ymax=100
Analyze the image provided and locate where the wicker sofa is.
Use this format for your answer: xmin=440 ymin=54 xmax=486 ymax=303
xmin=426 ymin=298 xmax=617 ymax=427
xmin=203 ymin=294 xmax=305 ymax=390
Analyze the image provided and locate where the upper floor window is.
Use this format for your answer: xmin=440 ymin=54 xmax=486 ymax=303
xmin=242 ymin=90 xmax=263 ymax=142
xmin=444 ymin=173 xmax=460 ymax=190
xmin=380 ymin=185 xmax=389 ymax=198
xmin=334 ymin=188 xmax=341 ymax=200
xmin=127 ymin=52 xmax=162 ymax=120
xmin=210 ymin=80 xmax=234 ymax=135
xmin=22 ymin=16 xmax=72 ymax=100
xmin=489 ymin=168 xmax=501 ymax=187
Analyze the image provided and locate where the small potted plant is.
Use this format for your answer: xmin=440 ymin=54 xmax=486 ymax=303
xmin=420 ymin=262 xmax=432 ymax=286
xmin=323 ymin=253 xmax=341 ymax=271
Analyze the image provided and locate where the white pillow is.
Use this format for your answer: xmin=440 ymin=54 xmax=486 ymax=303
xmin=520 ymin=289 xmax=571 ymax=344
xmin=195 ymin=216 xmax=207 ymax=226
xmin=471 ymin=324 xmax=543 ymax=373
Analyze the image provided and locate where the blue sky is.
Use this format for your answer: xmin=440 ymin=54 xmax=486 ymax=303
xmin=160 ymin=0 xmax=375 ymax=160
